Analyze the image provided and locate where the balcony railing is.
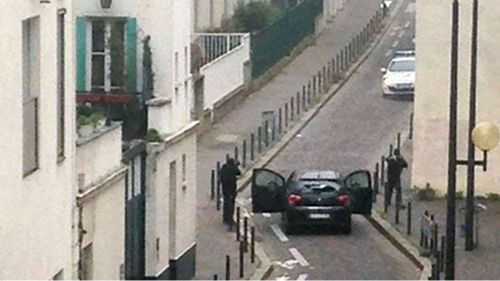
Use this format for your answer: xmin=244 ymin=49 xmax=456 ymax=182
xmin=192 ymin=33 xmax=248 ymax=68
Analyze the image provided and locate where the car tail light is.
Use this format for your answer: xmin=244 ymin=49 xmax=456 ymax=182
xmin=337 ymin=195 xmax=351 ymax=206
xmin=288 ymin=194 xmax=302 ymax=205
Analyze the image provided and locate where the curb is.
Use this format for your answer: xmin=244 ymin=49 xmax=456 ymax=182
xmin=366 ymin=211 xmax=432 ymax=280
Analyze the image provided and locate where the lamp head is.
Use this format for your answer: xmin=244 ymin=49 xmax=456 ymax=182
xmin=472 ymin=122 xmax=499 ymax=152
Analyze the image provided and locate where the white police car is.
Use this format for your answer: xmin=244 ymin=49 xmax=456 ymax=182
xmin=381 ymin=50 xmax=415 ymax=96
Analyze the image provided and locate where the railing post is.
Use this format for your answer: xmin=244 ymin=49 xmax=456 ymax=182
xmin=395 ymin=200 xmax=400 ymax=225
xmin=236 ymin=206 xmax=240 ymax=241
xmin=290 ymin=97 xmax=295 ymax=121
xmin=389 ymin=144 xmax=393 ymax=156
xmin=312 ymin=75 xmax=317 ymax=97
xmin=336 ymin=53 xmax=340 ymax=73
xmin=251 ymin=226 xmax=256 ymax=263
xmin=271 ymin=116 xmax=276 ymax=142
xmin=302 ymin=88 xmax=307 ymax=111
xmin=380 ymin=156 xmax=385 ymax=186
xmin=234 ymin=146 xmax=238 ymax=164
xmin=243 ymin=217 xmax=248 ymax=252
xmin=239 ymin=241 xmax=244 ymax=278
xmin=397 ymin=132 xmax=401 ymax=151
xmin=322 ymin=66 xmax=327 ymax=92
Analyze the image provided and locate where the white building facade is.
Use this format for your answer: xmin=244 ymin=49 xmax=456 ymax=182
xmin=0 ymin=0 xmax=77 ymax=279
xmin=412 ymin=0 xmax=500 ymax=194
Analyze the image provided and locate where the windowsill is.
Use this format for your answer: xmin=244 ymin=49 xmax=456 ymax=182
xmin=23 ymin=167 xmax=39 ymax=179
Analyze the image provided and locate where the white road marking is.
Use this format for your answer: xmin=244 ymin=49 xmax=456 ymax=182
xmin=289 ymin=248 xmax=310 ymax=267
xmin=262 ymin=213 xmax=271 ymax=218
xmin=398 ymin=31 xmax=405 ymax=38
xmin=404 ymin=21 xmax=411 ymax=28
xmin=271 ymin=224 xmax=289 ymax=242
xmin=297 ymin=274 xmax=308 ymax=281
xmin=385 ymin=50 xmax=392 ymax=57
xmin=392 ymin=40 xmax=399 ymax=48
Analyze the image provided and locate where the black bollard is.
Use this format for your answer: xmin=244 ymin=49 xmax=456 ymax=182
xmin=407 ymin=201 xmax=412 ymax=236
xmin=374 ymin=163 xmax=380 ymax=194
xmin=211 ymin=169 xmax=215 ymax=200
xmin=290 ymin=97 xmax=295 ymax=121
xmin=278 ymin=108 xmax=282 ymax=135
xmin=397 ymin=132 xmax=401 ymax=151
xmin=336 ymin=54 xmax=340 ymax=73
xmin=225 ymin=255 xmax=230 ymax=280
xmin=216 ymin=162 xmax=221 ymax=211
xmin=257 ymin=127 xmax=262 ymax=153
xmin=296 ymin=92 xmax=301 ymax=115
xmin=389 ymin=144 xmax=393 ymax=156
xmin=264 ymin=120 xmax=269 ymax=147
xmin=440 ymin=235 xmax=445 ymax=272
xmin=243 ymin=217 xmax=248 ymax=253
xmin=302 ymin=90 xmax=307 ymax=111
xmin=395 ymin=200 xmax=400 ymax=225
xmin=242 ymin=139 xmax=247 ymax=168
xmin=236 ymin=206 xmax=240 ymax=241
xmin=380 ymin=156 xmax=385 ymax=186
xmin=312 ymin=75 xmax=316 ymax=96
xmin=239 ymin=241 xmax=244 ymax=278
xmin=433 ymin=223 xmax=439 ymax=256
xmin=234 ymin=146 xmax=238 ymax=164
xmin=213 ymin=274 xmax=218 ymax=280
xmin=285 ymin=103 xmax=289 ymax=127
xmin=250 ymin=133 xmax=255 ymax=161
xmin=251 ymin=226 xmax=256 ymax=263
xmin=322 ymin=66 xmax=327 ymax=91
xmin=373 ymin=167 xmax=378 ymax=203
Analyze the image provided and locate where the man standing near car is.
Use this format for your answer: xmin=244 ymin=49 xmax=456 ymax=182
xmin=220 ymin=158 xmax=241 ymax=231
xmin=385 ymin=149 xmax=408 ymax=208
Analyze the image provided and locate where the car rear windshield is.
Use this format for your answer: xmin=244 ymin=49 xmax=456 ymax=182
xmin=389 ymin=60 xmax=415 ymax=72
xmin=297 ymin=180 xmax=342 ymax=193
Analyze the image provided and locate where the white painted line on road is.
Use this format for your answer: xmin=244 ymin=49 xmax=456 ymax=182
xmin=404 ymin=21 xmax=411 ymax=28
xmin=271 ymin=224 xmax=289 ymax=242
xmin=398 ymin=31 xmax=405 ymax=38
xmin=297 ymin=274 xmax=308 ymax=281
xmin=262 ymin=213 xmax=271 ymax=218
xmin=392 ymin=40 xmax=399 ymax=48
xmin=289 ymin=248 xmax=310 ymax=267
xmin=385 ymin=50 xmax=392 ymax=57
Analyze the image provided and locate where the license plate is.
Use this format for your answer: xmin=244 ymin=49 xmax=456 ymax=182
xmin=308 ymin=213 xmax=330 ymax=219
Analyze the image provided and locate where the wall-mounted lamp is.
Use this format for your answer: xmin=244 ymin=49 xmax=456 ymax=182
xmin=100 ymin=0 xmax=112 ymax=9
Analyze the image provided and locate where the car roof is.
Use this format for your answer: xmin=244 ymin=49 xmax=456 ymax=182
xmin=298 ymin=170 xmax=341 ymax=181
xmin=391 ymin=56 xmax=415 ymax=63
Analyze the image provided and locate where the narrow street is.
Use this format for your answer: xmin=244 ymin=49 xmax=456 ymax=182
xmin=237 ymin=0 xmax=419 ymax=279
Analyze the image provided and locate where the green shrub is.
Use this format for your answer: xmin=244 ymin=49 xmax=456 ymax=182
xmin=486 ymin=193 xmax=500 ymax=201
xmin=145 ymin=129 xmax=162 ymax=143
xmin=233 ymin=1 xmax=283 ymax=32
xmin=413 ymin=183 xmax=438 ymax=201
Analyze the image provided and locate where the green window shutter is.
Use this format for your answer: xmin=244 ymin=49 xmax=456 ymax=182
xmin=126 ymin=17 xmax=137 ymax=93
xmin=76 ymin=17 xmax=87 ymax=92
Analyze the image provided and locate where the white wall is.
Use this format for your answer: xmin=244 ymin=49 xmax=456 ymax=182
xmin=76 ymin=124 xmax=123 ymax=189
xmin=413 ymin=0 xmax=500 ymax=194
xmin=0 ymin=1 xmax=77 ymax=279
xmin=80 ymin=175 xmax=126 ymax=280
xmin=200 ymin=34 xmax=250 ymax=109
xmin=145 ymin=126 xmax=198 ymax=277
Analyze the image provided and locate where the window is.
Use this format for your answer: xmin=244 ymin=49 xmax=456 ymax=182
xmin=91 ymin=20 xmax=125 ymax=92
xmin=182 ymin=154 xmax=186 ymax=182
xmin=22 ymin=16 xmax=40 ymax=176
xmin=57 ymin=10 xmax=65 ymax=160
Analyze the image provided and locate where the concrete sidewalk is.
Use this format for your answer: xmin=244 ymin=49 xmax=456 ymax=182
xmin=373 ymin=134 xmax=500 ymax=280
xmin=195 ymin=0 xmax=385 ymax=279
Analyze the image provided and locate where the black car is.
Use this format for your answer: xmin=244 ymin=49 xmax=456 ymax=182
xmin=251 ymin=169 xmax=373 ymax=234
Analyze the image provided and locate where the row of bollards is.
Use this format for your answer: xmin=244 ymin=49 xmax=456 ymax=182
xmin=420 ymin=210 xmax=445 ymax=279
xmin=211 ymin=6 xmax=389 ymax=279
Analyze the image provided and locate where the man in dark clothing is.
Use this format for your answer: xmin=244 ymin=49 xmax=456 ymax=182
xmin=385 ymin=149 xmax=408 ymax=208
xmin=219 ymin=158 xmax=241 ymax=231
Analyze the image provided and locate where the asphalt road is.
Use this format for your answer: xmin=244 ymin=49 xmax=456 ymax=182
xmin=239 ymin=0 xmax=420 ymax=279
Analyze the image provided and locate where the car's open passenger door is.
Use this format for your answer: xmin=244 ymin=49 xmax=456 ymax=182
xmin=251 ymin=168 xmax=287 ymax=213
xmin=344 ymin=170 xmax=373 ymax=215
